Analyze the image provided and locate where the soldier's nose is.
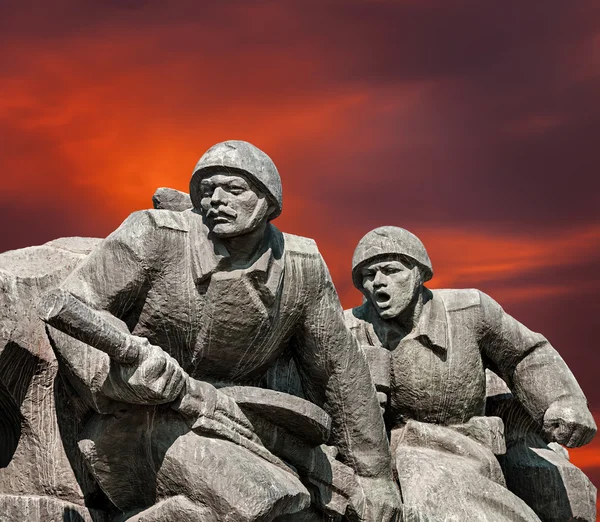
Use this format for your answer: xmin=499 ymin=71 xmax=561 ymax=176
xmin=210 ymin=186 xmax=226 ymax=205
xmin=373 ymin=271 xmax=386 ymax=287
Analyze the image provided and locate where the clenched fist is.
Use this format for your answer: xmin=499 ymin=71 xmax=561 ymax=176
xmin=105 ymin=335 xmax=187 ymax=405
xmin=542 ymin=398 xmax=597 ymax=448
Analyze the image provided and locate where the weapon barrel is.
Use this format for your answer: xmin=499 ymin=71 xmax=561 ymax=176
xmin=39 ymin=289 xmax=291 ymax=473
xmin=39 ymin=288 xmax=138 ymax=364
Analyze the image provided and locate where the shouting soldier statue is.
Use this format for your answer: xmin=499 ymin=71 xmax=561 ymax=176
xmin=42 ymin=142 xmax=402 ymax=521
xmin=345 ymin=226 xmax=597 ymax=522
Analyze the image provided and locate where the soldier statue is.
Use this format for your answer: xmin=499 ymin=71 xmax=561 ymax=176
xmin=345 ymin=226 xmax=597 ymax=522
xmin=41 ymin=142 xmax=402 ymax=521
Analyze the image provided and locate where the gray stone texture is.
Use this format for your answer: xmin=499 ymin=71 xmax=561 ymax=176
xmin=345 ymin=226 xmax=597 ymax=522
xmin=1 ymin=147 xmax=595 ymax=522
xmin=487 ymin=370 xmax=597 ymax=522
xmin=42 ymin=208 xmax=394 ymax=519
xmin=14 ymin=142 xmax=403 ymax=521
xmin=152 ymin=187 xmax=192 ymax=212
xmin=0 ymin=237 xmax=110 ymax=521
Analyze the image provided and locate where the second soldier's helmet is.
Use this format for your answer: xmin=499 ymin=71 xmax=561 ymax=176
xmin=190 ymin=140 xmax=283 ymax=220
xmin=352 ymin=226 xmax=433 ymax=289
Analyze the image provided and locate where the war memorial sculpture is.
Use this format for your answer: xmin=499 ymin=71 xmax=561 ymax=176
xmin=0 ymin=141 xmax=596 ymax=521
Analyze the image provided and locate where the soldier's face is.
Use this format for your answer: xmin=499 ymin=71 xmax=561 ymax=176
xmin=361 ymin=258 xmax=421 ymax=320
xmin=198 ymin=172 xmax=273 ymax=238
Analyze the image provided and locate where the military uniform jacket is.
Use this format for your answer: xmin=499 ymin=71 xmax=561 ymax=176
xmin=56 ymin=209 xmax=389 ymax=478
xmin=345 ymin=288 xmax=586 ymax=428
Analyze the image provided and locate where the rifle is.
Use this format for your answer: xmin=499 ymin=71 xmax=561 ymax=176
xmin=39 ymin=288 xmax=288 ymax=472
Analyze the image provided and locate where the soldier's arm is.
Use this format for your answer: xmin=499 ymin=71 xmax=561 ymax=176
xmin=478 ymin=290 xmax=596 ymax=447
xmin=293 ymin=248 xmax=401 ymax=519
xmin=50 ymin=211 xmax=156 ymax=412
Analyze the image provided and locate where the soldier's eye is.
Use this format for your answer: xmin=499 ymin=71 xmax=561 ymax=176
xmin=200 ymin=183 xmax=214 ymax=196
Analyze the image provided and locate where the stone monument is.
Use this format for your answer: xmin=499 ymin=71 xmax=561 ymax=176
xmin=1 ymin=142 xmax=403 ymax=521
xmin=345 ymin=226 xmax=597 ymax=522
xmin=0 ymin=144 xmax=596 ymax=521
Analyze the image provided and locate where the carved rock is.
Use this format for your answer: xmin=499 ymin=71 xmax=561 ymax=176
xmin=0 ymin=237 xmax=109 ymax=520
xmin=487 ymin=370 xmax=597 ymax=522
xmin=151 ymin=187 xmax=193 ymax=212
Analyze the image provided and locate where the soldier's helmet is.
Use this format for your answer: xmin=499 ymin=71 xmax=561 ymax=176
xmin=352 ymin=226 xmax=433 ymax=289
xmin=190 ymin=140 xmax=283 ymax=220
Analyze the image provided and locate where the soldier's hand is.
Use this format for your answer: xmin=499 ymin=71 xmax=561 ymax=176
xmin=542 ymin=398 xmax=597 ymax=448
xmin=108 ymin=336 xmax=187 ymax=405
xmin=356 ymin=475 xmax=403 ymax=521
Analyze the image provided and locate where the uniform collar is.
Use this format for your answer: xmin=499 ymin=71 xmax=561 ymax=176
xmin=188 ymin=210 xmax=284 ymax=304
xmin=188 ymin=210 xmax=229 ymax=281
xmin=405 ymin=289 xmax=448 ymax=354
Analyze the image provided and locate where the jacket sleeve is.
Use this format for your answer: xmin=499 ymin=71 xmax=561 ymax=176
xmin=478 ymin=290 xmax=588 ymax=424
xmin=293 ymin=251 xmax=394 ymax=480
xmin=49 ymin=211 xmax=155 ymax=413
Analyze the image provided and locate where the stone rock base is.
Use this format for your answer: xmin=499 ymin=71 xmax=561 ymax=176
xmin=0 ymin=494 xmax=108 ymax=522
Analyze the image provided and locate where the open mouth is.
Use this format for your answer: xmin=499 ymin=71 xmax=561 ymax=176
xmin=374 ymin=290 xmax=391 ymax=308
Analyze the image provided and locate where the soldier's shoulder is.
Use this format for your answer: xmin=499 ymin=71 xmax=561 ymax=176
xmin=434 ymin=288 xmax=482 ymax=312
xmin=282 ymin=232 xmax=319 ymax=257
xmin=344 ymin=304 xmax=370 ymax=328
xmin=107 ymin=210 xmax=190 ymax=258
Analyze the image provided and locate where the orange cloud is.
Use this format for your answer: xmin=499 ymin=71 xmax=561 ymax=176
xmin=330 ymin=225 xmax=600 ymax=310
xmin=0 ymin=23 xmax=376 ymax=220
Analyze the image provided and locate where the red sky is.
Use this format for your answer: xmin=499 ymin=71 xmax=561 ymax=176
xmin=1 ymin=0 xmax=599 ymax=497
